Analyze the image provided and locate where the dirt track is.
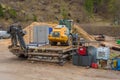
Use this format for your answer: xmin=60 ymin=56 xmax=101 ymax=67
xmin=0 ymin=40 xmax=120 ymax=80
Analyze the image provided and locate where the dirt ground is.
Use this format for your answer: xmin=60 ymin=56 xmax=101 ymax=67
xmin=0 ymin=40 xmax=120 ymax=80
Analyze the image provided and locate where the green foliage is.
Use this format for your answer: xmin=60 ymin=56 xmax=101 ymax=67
xmin=84 ymin=0 xmax=119 ymax=21
xmin=84 ymin=0 xmax=94 ymax=14
xmin=84 ymin=0 xmax=104 ymax=14
xmin=60 ymin=2 xmax=69 ymax=19
xmin=61 ymin=7 xmax=69 ymax=19
xmin=33 ymin=14 xmax=37 ymax=21
xmin=94 ymin=0 xmax=103 ymax=5
xmin=8 ymin=9 xmax=17 ymax=18
xmin=108 ymin=0 xmax=116 ymax=14
xmin=0 ymin=3 xmax=17 ymax=19
xmin=0 ymin=4 xmax=4 ymax=17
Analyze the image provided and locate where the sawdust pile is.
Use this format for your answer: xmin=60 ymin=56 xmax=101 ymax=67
xmin=24 ymin=22 xmax=95 ymax=44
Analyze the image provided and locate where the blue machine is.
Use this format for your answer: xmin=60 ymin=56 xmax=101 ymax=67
xmin=111 ymin=58 xmax=120 ymax=71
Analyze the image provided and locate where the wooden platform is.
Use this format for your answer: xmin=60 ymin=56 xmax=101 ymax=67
xmin=28 ymin=45 xmax=76 ymax=65
xmin=9 ymin=45 xmax=77 ymax=65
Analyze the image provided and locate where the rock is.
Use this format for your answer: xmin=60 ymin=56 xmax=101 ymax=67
xmin=53 ymin=3 xmax=60 ymax=8
xmin=54 ymin=9 xmax=60 ymax=14
xmin=40 ymin=1 xmax=49 ymax=5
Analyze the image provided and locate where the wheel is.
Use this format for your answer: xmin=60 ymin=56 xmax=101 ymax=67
xmin=50 ymin=42 xmax=57 ymax=46
xmin=66 ymin=35 xmax=73 ymax=46
xmin=60 ymin=42 xmax=66 ymax=46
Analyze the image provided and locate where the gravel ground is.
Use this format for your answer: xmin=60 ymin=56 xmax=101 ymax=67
xmin=0 ymin=39 xmax=120 ymax=80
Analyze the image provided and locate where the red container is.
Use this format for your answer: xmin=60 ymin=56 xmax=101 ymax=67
xmin=77 ymin=47 xmax=87 ymax=56
xmin=91 ymin=63 xmax=98 ymax=69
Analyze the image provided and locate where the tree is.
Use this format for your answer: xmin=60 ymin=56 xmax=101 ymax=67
xmin=0 ymin=4 xmax=4 ymax=17
xmin=84 ymin=0 xmax=119 ymax=22
xmin=84 ymin=0 xmax=94 ymax=15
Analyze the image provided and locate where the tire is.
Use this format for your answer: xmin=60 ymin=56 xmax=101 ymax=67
xmin=50 ymin=42 xmax=57 ymax=46
xmin=60 ymin=42 xmax=66 ymax=46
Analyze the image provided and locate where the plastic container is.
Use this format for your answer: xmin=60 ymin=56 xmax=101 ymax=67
xmin=118 ymin=59 xmax=120 ymax=68
xmin=96 ymin=47 xmax=110 ymax=60
xmin=87 ymin=46 xmax=97 ymax=63
xmin=113 ymin=60 xmax=117 ymax=68
xmin=33 ymin=26 xmax=49 ymax=43
xmin=111 ymin=58 xmax=120 ymax=71
xmin=116 ymin=40 xmax=120 ymax=44
xmin=77 ymin=47 xmax=87 ymax=56
xmin=72 ymin=54 xmax=79 ymax=66
xmin=78 ymin=55 xmax=92 ymax=66
xmin=91 ymin=63 xmax=98 ymax=68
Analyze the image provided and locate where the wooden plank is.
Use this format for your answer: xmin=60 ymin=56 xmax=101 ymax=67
xmin=28 ymin=58 xmax=59 ymax=63
xmin=28 ymin=53 xmax=59 ymax=57
xmin=61 ymin=54 xmax=69 ymax=58
xmin=39 ymin=45 xmax=71 ymax=49
xmin=28 ymin=48 xmax=65 ymax=52
xmin=62 ymin=48 xmax=77 ymax=53
xmin=28 ymin=45 xmax=74 ymax=53
xmin=112 ymin=46 xmax=120 ymax=51
xmin=101 ymin=42 xmax=120 ymax=51
xmin=10 ymin=47 xmax=21 ymax=50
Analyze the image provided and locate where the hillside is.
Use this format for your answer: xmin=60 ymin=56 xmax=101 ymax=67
xmin=0 ymin=0 xmax=86 ymax=28
xmin=0 ymin=0 xmax=120 ymax=29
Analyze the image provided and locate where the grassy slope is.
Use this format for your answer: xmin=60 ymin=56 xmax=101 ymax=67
xmin=0 ymin=0 xmax=85 ymax=28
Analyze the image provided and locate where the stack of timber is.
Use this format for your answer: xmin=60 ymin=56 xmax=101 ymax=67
xmin=74 ymin=24 xmax=95 ymax=41
xmin=101 ymin=42 xmax=120 ymax=51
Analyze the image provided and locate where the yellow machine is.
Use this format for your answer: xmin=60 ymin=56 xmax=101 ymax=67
xmin=48 ymin=19 xmax=74 ymax=46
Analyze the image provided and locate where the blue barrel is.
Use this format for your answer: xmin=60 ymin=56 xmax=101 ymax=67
xmin=49 ymin=27 xmax=53 ymax=34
